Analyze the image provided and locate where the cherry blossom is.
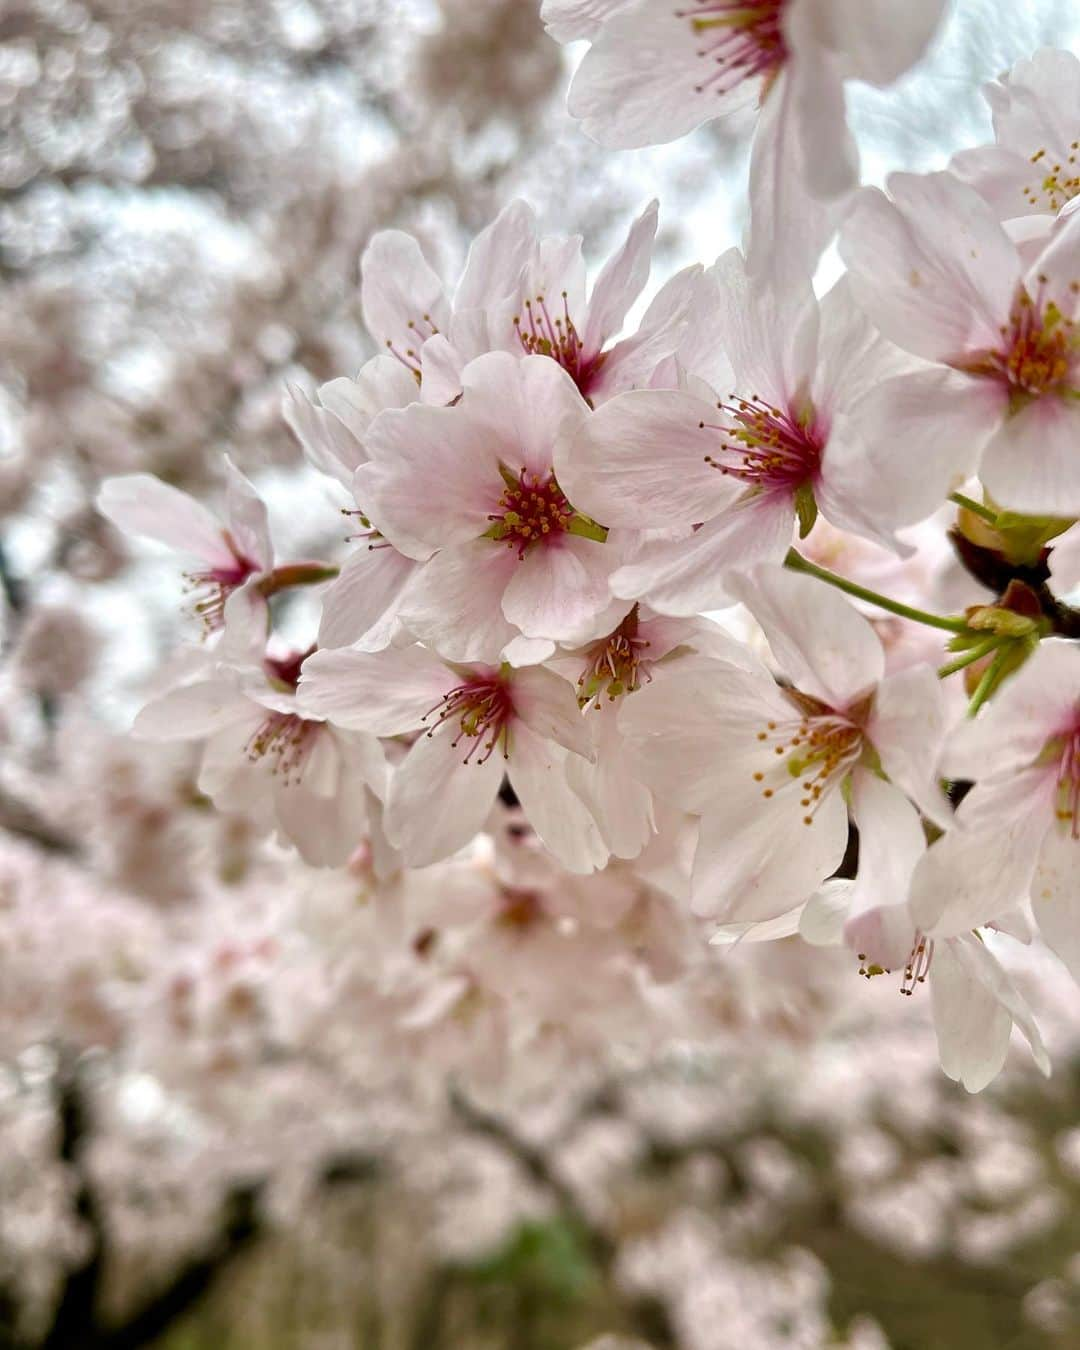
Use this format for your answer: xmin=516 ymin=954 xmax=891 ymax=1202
xmin=298 ymin=643 xmax=607 ymax=873
xmin=355 ymin=351 xmax=618 ymax=661
xmin=909 ymin=640 xmax=1080 ymax=987
xmin=951 ymin=48 xmax=1080 ymax=220
xmin=839 ymin=171 xmax=1080 ymax=521
xmin=619 ymin=564 xmax=950 ymax=959
xmin=283 ymin=354 xmax=423 ymax=651
xmin=98 ymin=459 xmax=274 ymax=635
xmin=799 ymin=882 xmax=1050 ymax=1093
xmin=557 ymin=251 xmax=912 ymax=615
xmin=361 ymin=198 xmax=692 ymax=407
xmin=131 ymin=638 xmax=388 ymax=868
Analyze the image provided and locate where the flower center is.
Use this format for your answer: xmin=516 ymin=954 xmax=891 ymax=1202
xmin=955 ymin=281 xmax=1080 ymax=403
xmin=751 ymin=696 xmax=864 ymax=824
xmin=577 ymin=606 xmax=652 ymax=708
xmin=424 ymin=674 xmax=514 ymax=764
xmin=1054 ymin=726 xmax=1080 ymax=839
xmin=244 ymin=712 xmax=320 ymax=785
xmin=487 ymin=465 xmax=575 ymax=558
xmin=676 ymin=0 xmax=788 ymax=98
xmin=701 ymin=394 xmax=823 ymax=495
xmin=513 ymin=291 xmax=606 ymax=395
xmin=264 ymin=645 xmax=316 ymax=693
xmin=1023 ymin=143 xmax=1080 ymax=213
xmin=182 ymin=532 xmax=260 ymax=633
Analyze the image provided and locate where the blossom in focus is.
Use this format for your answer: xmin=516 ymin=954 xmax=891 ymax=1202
xmin=558 ymin=252 xmax=912 ymax=615
xmin=132 ymin=639 xmax=388 ymax=869
xmin=361 ymin=198 xmax=694 ymax=407
xmin=619 ymin=564 xmax=950 ymax=963
xmin=283 ymin=353 xmax=422 ymax=651
xmin=97 ymin=459 xmax=274 ymax=635
xmin=951 ymin=48 xmax=1080 ymax=221
xmin=909 ymin=640 xmax=1080 ymax=987
xmin=840 ymin=171 xmax=1080 ymax=521
xmin=356 ymin=352 xmax=618 ymax=661
xmin=298 ymin=643 xmax=607 ymax=873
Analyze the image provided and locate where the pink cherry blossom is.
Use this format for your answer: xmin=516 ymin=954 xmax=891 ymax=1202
xmin=356 ymin=351 xmax=618 ymax=661
xmin=840 ymin=171 xmax=1080 ymax=522
xmin=951 ymin=48 xmax=1080 ymax=221
xmin=360 ymin=198 xmax=692 ymax=407
xmin=97 ymin=458 xmax=274 ymax=635
xmin=132 ymin=637 xmax=387 ymax=868
xmin=909 ymin=640 xmax=1080 ymax=988
xmin=298 ymin=643 xmax=607 ymax=873
xmin=618 ymin=564 xmax=950 ymax=959
xmin=557 ymin=251 xmax=913 ymax=615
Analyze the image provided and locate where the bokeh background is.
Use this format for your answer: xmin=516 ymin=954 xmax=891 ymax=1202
xmin=2 ymin=2 xmax=1080 ymax=1347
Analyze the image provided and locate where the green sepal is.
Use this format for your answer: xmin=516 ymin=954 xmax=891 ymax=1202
xmin=794 ymin=483 xmax=818 ymax=540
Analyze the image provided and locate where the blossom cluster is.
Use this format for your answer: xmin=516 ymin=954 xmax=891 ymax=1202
xmin=98 ymin=16 xmax=1080 ymax=1095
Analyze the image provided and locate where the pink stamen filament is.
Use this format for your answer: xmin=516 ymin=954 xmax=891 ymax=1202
xmin=514 ymin=291 xmax=606 ymax=395
xmin=702 ymin=394 xmax=823 ymax=494
xmin=244 ymin=712 xmax=320 ymax=786
xmin=182 ymin=535 xmax=261 ymax=633
xmin=674 ymin=0 xmax=788 ymax=98
xmin=578 ymin=607 xmax=653 ymax=708
xmin=384 ymin=312 xmax=440 ymax=383
xmin=423 ymin=677 xmax=514 ymax=765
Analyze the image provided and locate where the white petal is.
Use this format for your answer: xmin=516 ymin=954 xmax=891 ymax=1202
xmin=799 ymin=879 xmax=857 ymax=946
xmin=132 ymin=679 xmax=250 ymax=741
xmin=843 ymin=770 xmax=922 ymax=970
xmin=223 ymin=457 xmax=272 ymax=570
xmin=97 ymin=475 xmax=230 ymax=566
xmin=360 ymin=230 xmax=450 ymax=356
xmin=297 ymin=644 xmax=451 ymax=735
xmin=541 ymin=0 xmax=633 ymax=43
xmin=386 ymin=730 xmax=504 ymax=866
xmin=868 ymin=665 xmax=952 ymax=829
xmin=507 ymin=725 xmax=608 ymax=873
xmin=979 ymin=397 xmax=1080 ymax=517
xmin=510 ymin=663 xmax=593 ymax=759
xmin=583 ymin=199 xmax=658 ymax=353
xmin=1032 ymin=825 xmax=1080 ymax=986
xmin=724 ymin=562 xmax=885 ymax=709
xmin=807 ymin=0 xmax=947 ymax=87
xmin=501 ymin=536 xmax=615 ymax=643
xmin=398 ymin=541 xmax=520 ymax=664
xmin=930 ymin=936 xmax=1013 ymax=1092
xmin=454 ymin=199 xmax=537 ymax=313
xmin=317 ymin=545 xmax=417 ymax=651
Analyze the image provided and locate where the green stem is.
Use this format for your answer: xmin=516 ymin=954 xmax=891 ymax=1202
xmin=259 ymin=562 xmax=340 ymax=597
xmin=783 ymin=549 xmax=971 ymax=634
xmin=949 ymin=492 xmax=998 ymax=525
xmin=967 ymin=647 xmax=1009 ymax=717
xmin=938 ymin=638 xmax=999 ymax=679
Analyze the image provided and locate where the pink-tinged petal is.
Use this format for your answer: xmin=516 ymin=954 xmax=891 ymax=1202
xmin=812 ymin=277 xmax=916 ymax=419
xmin=618 ymin=660 xmax=791 ymax=814
xmin=691 ymin=784 xmax=848 ymax=922
xmin=132 ymin=679 xmax=250 ymax=741
xmin=724 ymin=563 xmax=885 ymax=709
xmin=835 ymin=368 xmax=1000 ymax=530
xmin=588 ymin=301 xmax=689 ymax=403
xmin=501 ymin=536 xmax=614 ymax=644
xmin=460 ymin=352 xmax=591 ymax=482
xmin=219 ymin=583 xmax=269 ymax=666
xmin=454 ymin=199 xmax=537 ymax=313
xmin=1032 ymin=826 xmax=1080 ymax=986
xmin=747 ymin=69 xmax=846 ymax=294
xmin=555 ymin=388 xmax=738 ymax=528
xmin=868 ymin=665 xmax=952 ymax=829
xmin=1049 ymin=523 xmax=1080 ymax=595
xmin=950 ymin=147 xmax=1036 ymax=222
xmin=541 ymin=0 xmax=634 ymax=43
xmin=610 ymin=497 xmax=793 ymax=616
xmin=583 ymin=199 xmax=658 ymax=353
xmin=317 ymin=545 xmax=417 ymax=652
xmin=566 ymin=713 xmax=654 ymax=860
xmin=360 ymin=230 xmax=450 ymax=358
xmin=799 ymin=879 xmax=857 ymax=946
xmin=929 ymin=936 xmax=1014 ymax=1092
xmin=283 ymin=384 xmax=364 ymax=487
xmin=710 ymin=905 xmax=809 ymax=944
xmin=943 ymin=640 xmax=1080 ymax=781
xmin=398 ymin=541 xmax=520 ymax=664
xmin=979 ymin=396 xmax=1080 ymax=517
xmin=510 ymin=663 xmax=592 ymax=759
xmin=507 ymin=725 xmax=608 ymax=873
xmin=806 ymin=0 xmax=946 ymax=88
xmin=297 ymin=644 xmax=451 ymax=735
xmin=418 ymin=334 xmax=465 ymax=405
xmin=566 ymin=1 xmax=752 ymax=149
xmin=272 ymin=730 xmax=373 ymax=867
xmin=97 ymin=475 xmax=231 ymax=567
xmin=843 ymin=770 xmax=922 ymax=969
xmin=707 ymin=247 xmax=819 ymax=412
xmin=503 ymin=635 xmax=557 ymax=666
xmin=385 ymin=730 xmax=504 ymax=867
xmin=958 ymin=932 xmax=1050 ymax=1076
xmin=908 ymin=773 xmax=1053 ymax=935
xmin=1022 ymin=207 xmax=1080 ymax=310
xmin=223 ymin=457 xmax=272 ymax=570
xmin=321 ymin=356 xmax=418 ymax=439
xmin=620 ymin=504 xmax=790 ymax=612
xmin=357 ymin=403 xmax=504 ymax=559
xmin=840 ymin=174 xmax=1019 ymax=362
